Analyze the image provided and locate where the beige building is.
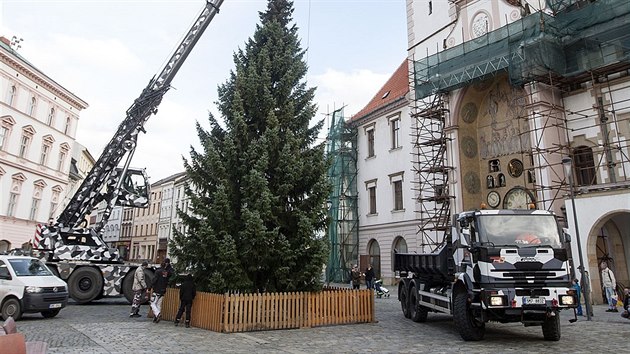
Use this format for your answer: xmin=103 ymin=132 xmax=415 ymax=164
xmin=0 ymin=36 xmax=88 ymax=251
xmin=130 ymin=183 xmax=161 ymax=262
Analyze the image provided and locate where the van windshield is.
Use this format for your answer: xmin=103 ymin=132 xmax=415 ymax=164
xmin=8 ymin=259 xmax=53 ymax=276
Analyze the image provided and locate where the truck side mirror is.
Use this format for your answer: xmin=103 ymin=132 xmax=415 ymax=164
xmin=562 ymin=228 xmax=572 ymax=243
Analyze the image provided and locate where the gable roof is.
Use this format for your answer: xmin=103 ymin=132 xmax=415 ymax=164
xmin=350 ymin=60 xmax=409 ymax=122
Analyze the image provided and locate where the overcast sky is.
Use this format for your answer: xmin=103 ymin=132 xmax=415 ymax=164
xmin=1 ymin=0 xmax=407 ymax=182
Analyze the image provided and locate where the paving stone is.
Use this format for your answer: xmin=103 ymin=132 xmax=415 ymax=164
xmin=13 ymin=292 xmax=629 ymax=353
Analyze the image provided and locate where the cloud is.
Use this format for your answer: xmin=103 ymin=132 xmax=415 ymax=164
xmin=310 ymin=68 xmax=390 ymax=119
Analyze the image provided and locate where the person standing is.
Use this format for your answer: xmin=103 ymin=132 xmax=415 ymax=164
xmin=364 ymin=265 xmax=375 ymax=290
xmin=600 ymin=262 xmax=618 ymax=312
xmin=150 ymin=262 xmax=170 ymax=323
xmin=175 ymin=274 xmax=197 ymax=328
xmin=129 ymin=261 xmax=149 ymax=318
xmin=572 ymin=278 xmax=583 ymax=316
xmin=621 ymin=287 xmax=630 ymax=319
xmin=351 ymin=265 xmax=361 ymax=290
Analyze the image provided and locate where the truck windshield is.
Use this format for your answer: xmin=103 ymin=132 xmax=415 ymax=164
xmin=8 ymin=259 xmax=53 ymax=276
xmin=476 ymin=214 xmax=562 ymax=248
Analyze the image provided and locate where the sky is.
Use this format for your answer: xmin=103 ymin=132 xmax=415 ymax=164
xmin=1 ymin=0 xmax=407 ymax=182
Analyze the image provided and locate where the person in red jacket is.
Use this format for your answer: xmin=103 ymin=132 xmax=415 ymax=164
xmin=174 ymin=274 xmax=197 ymax=328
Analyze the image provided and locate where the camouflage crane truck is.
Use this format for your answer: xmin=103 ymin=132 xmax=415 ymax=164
xmin=32 ymin=0 xmax=225 ymax=304
xmin=395 ymin=208 xmax=577 ymax=341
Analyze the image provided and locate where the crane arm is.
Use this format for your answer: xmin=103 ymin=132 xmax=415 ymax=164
xmin=57 ymin=0 xmax=224 ymax=229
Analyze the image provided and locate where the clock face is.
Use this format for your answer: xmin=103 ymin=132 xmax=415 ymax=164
xmin=487 ymin=191 xmax=501 ymax=208
xmin=508 ymin=159 xmax=524 ymax=178
xmin=503 ymin=187 xmax=534 ymax=209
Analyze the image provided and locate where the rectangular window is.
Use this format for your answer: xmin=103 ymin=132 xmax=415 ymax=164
xmin=368 ymin=186 xmax=377 ymax=214
xmin=19 ymin=135 xmax=30 ymax=158
xmin=49 ymin=202 xmax=58 ymax=218
xmin=0 ymin=127 xmax=8 ymax=150
xmin=391 ymin=117 xmax=400 ymax=149
xmin=40 ymin=144 xmax=50 ymax=165
xmin=57 ymin=151 xmax=66 ymax=170
xmin=393 ymin=180 xmax=403 ymax=210
xmin=29 ymin=198 xmax=40 ymax=220
xmin=367 ymin=129 xmax=375 ymax=157
xmin=7 ymin=193 xmax=19 ymax=217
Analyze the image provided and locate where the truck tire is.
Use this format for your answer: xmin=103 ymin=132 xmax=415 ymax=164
xmin=453 ymin=291 xmax=485 ymax=341
xmin=409 ymin=285 xmax=428 ymax=323
xmin=542 ymin=313 xmax=561 ymax=341
xmin=122 ymin=271 xmax=135 ymax=304
xmin=41 ymin=309 xmax=61 ymax=318
xmin=399 ymin=285 xmax=411 ymax=318
xmin=68 ymin=267 xmax=103 ymax=304
xmin=1 ymin=297 xmax=22 ymax=321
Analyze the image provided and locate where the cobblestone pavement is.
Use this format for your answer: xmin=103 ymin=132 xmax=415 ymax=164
xmin=14 ymin=288 xmax=629 ymax=354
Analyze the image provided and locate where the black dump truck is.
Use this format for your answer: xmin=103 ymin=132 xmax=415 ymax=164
xmin=395 ymin=209 xmax=577 ymax=341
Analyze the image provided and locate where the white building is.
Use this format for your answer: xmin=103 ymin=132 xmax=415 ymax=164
xmin=400 ymin=0 xmax=630 ymax=303
xmin=350 ymin=61 xmax=413 ymax=281
xmin=0 ymin=36 xmax=88 ymax=251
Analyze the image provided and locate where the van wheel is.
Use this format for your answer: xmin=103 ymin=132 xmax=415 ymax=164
xmin=68 ymin=267 xmax=103 ymax=304
xmin=1 ymin=298 xmax=22 ymax=321
xmin=41 ymin=309 xmax=61 ymax=318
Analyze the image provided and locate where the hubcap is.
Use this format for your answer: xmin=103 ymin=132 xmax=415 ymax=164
xmin=79 ymin=277 xmax=93 ymax=291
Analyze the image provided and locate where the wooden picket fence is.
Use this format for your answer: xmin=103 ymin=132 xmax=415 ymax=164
xmin=156 ymin=287 xmax=375 ymax=333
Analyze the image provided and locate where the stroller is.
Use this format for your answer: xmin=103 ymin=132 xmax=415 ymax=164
xmin=374 ymin=279 xmax=390 ymax=298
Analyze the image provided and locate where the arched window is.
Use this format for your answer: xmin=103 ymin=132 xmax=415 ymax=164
xmin=0 ymin=240 xmax=10 ymax=253
xmin=392 ymin=236 xmax=408 ymax=271
xmin=47 ymin=108 xmax=55 ymax=125
xmin=6 ymin=85 xmax=16 ymax=106
xmin=573 ymin=146 xmax=597 ymax=186
xmin=28 ymin=96 xmax=37 ymax=116
xmin=367 ymin=239 xmax=381 ymax=279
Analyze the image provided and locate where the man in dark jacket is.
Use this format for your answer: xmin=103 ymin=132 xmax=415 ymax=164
xmin=150 ymin=262 xmax=170 ymax=323
xmin=175 ymin=274 xmax=197 ymax=328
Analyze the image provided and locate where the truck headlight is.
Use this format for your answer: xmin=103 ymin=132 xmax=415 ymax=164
xmin=25 ymin=286 xmax=44 ymax=293
xmin=489 ymin=295 xmax=506 ymax=306
xmin=559 ymin=295 xmax=575 ymax=306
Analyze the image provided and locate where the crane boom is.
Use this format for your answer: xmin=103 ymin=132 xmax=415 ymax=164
xmin=57 ymin=0 xmax=223 ymax=229
xmin=36 ymin=1 xmax=224 ymax=267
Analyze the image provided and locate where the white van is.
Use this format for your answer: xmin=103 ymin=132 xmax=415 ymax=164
xmin=0 ymin=255 xmax=69 ymax=320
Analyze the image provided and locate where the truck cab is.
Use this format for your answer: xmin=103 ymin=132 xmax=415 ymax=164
xmin=0 ymin=255 xmax=69 ymax=320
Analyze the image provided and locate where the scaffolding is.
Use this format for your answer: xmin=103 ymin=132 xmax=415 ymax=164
xmin=410 ymin=90 xmax=455 ymax=253
xmin=410 ymin=0 xmax=630 ymax=250
xmin=325 ymin=108 xmax=359 ymax=283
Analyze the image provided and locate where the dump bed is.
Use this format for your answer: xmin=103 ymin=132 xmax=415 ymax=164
xmin=394 ymin=245 xmax=454 ymax=283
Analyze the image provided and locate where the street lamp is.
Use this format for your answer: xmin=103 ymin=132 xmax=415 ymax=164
xmin=562 ymin=157 xmax=592 ymax=321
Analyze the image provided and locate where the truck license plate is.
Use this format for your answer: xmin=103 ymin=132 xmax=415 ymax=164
xmin=524 ymin=297 xmax=545 ymax=305
xmin=49 ymin=303 xmax=62 ymax=309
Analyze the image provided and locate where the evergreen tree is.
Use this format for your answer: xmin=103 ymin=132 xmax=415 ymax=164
xmin=170 ymin=0 xmax=329 ymax=293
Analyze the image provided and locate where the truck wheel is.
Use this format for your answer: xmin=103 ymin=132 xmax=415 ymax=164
xmin=1 ymin=297 xmax=22 ymax=321
xmin=68 ymin=267 xmax=103 ymax=304
xmin=409 ymin=286 xmax=428 ymax=322
xmin=399 ymin=285 xmax=411 ymax=318
xmin=41 ymin=309 xmax=61 ymax=318
xmin=453 ymin=291 xmax=485 ymax=341
xmin=542 ymin=313 xmax=561 ymax=341
xmin=122 ymin=272 xmax=135 ymax=304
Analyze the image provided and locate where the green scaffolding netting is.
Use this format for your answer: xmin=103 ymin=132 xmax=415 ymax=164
xmin=325 ymin=108 xmax=358 ymax=283
xmin=414 ymin=0 xmax=630 ymax=99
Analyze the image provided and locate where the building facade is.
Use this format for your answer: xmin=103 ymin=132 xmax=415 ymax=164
xmin=399 ymin=0 xmax=630 ymax=303
xmin=0 ymin=36 xmax=88 ymax=251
